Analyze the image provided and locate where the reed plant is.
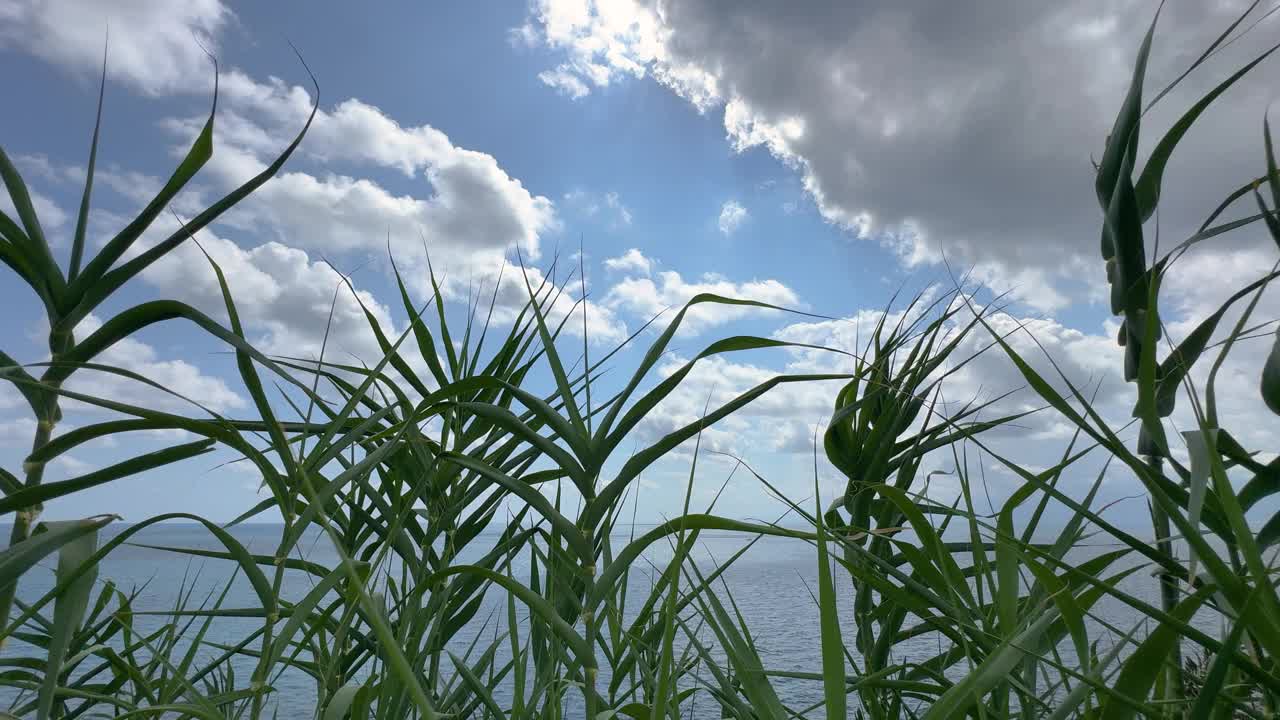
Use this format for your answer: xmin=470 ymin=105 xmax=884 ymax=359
xmin=2 ymin=4 xmax=1280 ymax=719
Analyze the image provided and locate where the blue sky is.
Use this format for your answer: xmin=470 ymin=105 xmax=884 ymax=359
xmin=1 ymin=0 xmax=1278 ymax=529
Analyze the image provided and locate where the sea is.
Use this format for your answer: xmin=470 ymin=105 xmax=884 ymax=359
xmin=0 ymin=522 xmax=1217 ymax=718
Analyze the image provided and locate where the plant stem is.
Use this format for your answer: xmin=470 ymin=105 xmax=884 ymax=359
xmin=0 ymin=366 xmax=63 ymax=641
xmin=582 ymin=540 xmax=599 ymax=719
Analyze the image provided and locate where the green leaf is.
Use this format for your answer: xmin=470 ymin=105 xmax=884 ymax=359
xmin=446 ymin=651 xmax=505 ymax=719
xmin=0 ymin=147 xmax=64 ymax=301
xmin=1096 ymin=7 xmax=1159 ymax=221
xmin=68 ymin=106 xmax=213 ymax=307
xmin=814 ymin=475 xmax=847 ymax=720
xmin=0 ymin=439 xmax=215 ymax=516
xmin=37 ymin=521 xmax=103 ymax=720
xmin=0 ymin=515 xmax=114 ymax=601
xmin=1154 ymin=272 xmax=1280 ymax=417
xmin=1262 ymin=326 xmax=1280 ymax=416
xmin=68 ymin=47 xmax=107 ymax=282
xmin=426 ymin=564 xmax=593 ymax=670
xmin=1265 ymin=112 xmax=1280 ymax=243
xmin=515 ymin=258 xmax=589 ymax=440
xmin=1021 ymin=555 xmax=1089 ymax=676
xmin=995 ymin=484 xmax=1028 ymax=639
xmin=266 ymin=564 xmax=364 ymax=670
xmin=0 ymin=469 xmax=19 ymax=496
xmin=63 ymin=66 xmax=316 ymax=324
xmin=595 ymin=292 xmax=827 ymax=444
xmin=922 ymin=607 xmax=1062 ymax=720
xmin=1182 ymin=429 xmax=1216 ymax=580
xmin=592 ymin=371 xmax=848 ymax=529
xmin=323 ymin=681 xmax=373 ymax=720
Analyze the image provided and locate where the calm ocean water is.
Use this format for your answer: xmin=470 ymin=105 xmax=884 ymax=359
xmin=0 ymin=522 xmax=1207 ymax=717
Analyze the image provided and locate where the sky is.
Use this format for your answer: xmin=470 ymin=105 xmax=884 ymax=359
xmin=0 ymin=0 xmax=1278 ymax=531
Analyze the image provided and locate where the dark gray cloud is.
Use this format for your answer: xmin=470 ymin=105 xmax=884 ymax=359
xmin=526 ymin=0 xmax=1280 ymax=309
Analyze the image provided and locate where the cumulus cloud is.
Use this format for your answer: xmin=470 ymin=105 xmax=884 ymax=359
xmin=517 ymin=0 xmax=719 ymax=111
xmin=4 ymin=0 xmax=575 ymax=340
xmin=158 ymin=70 xmax=559 ymax=276
xmin=135 ymin=220 xmax=400 ymax=363
xmin=39 ymin=23 xmax=618 ymax=360
xmin=131 ymin=219 xmax=623 ymax=380
xmin=604 ymin=248 xmax=652 ymax=275
xmin=521 ymin=0 xmax=1280 ymax=307
xmin=0 ymin=0 xmax=230 ymax=95
xmin=606 ymin=267 xmax=801 ymax=335
xmin=717 ymin=199 xmax=747 ymax=235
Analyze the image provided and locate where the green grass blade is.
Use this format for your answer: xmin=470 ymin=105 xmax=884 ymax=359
xmin=0 ymin=439 xmax=215 ymax=516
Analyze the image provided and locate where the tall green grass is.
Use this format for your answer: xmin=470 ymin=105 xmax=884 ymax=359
xmin=2 ymin=4 xmax=1280 ymax=718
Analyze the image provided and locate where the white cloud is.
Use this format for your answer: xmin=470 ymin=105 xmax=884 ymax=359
xmin=136 ymin=221 xmax=400 ymax=363
xmin=539 ymin=66 xmax=591 ymax=99
xmin=519 ymin=0 xmax=719 ymax=111
xmin=603 ymin=248 xmax=651 ymax=275
xmin=81 ymin=56 xmax=610 ymax=355
xmin=522 ymin=0 xmax=1280 ymax=307
xmin=717 ymin=200 xmax=747 ymax=236
xmin=158 ymin=72 xmax=559 ymax=274
xmin=0 ymin=0 xmax=229 ymax=95
xmin=606 ymin=267 xmax=800 ymax=335
xmin=4 ymin=0 xmax=565 ymax=316
xmin=2 ymin=0 xmax=628 ymax=385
